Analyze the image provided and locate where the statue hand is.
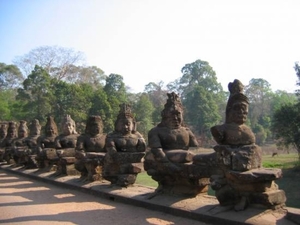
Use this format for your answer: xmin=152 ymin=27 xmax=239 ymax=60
xmin=136 ymin=138 xmax=146 ymax=152
xmin=75 ymin=150 xmax=85 ymax=159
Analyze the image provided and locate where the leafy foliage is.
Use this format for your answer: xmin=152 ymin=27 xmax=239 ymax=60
xmin=0 ymin=63 xmax=24 ymax=89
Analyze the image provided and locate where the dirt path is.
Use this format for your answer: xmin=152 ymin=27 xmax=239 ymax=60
xmin=0 ymin=171 xmax=209 ymax=225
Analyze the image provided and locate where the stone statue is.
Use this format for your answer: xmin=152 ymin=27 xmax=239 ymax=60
xmin=103 ymin=103 xmax=146 ymax=187
xmin=54 ymin=114 xmax=80 ymax=175
xmin=12 ymin=120 xmax=29 ymax=166
xmin=1 ymin=121 xmax=18 ymax=164
xmin=144 ymin=92 xmax=209 ymax=196
xmin=0 ymin=122 xmax=7 ymax=142
xmin=0 ymin=122 xmax=8 ymax=162
xmin=23 ymin=119 xmax=42 ymax=168
xmin=36 ymin=116 xmax=58 ymax=169
xmin=210 ymin=79 xmax=286 ymax=211
xmin=75 ymin=115 xmax=106 ymax=181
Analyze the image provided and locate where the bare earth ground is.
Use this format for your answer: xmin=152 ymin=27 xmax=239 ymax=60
xmin=0 ymin=171 xmax=208 ymax=225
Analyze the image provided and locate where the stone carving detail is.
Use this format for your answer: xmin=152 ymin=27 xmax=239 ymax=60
xmin=75 ymin=115 xmax=106 ymax=181
xmin=144 ymin=92 xmax=210 ymax=196
xmin=103 ymin=103 xmax=146 ymax=187
xmin=1 ymin=121 xmax=18 ymax=164
xmin=210 ymin=79 xmax=286 ymax=210
xmin=0 ymin=122 xmax=7 ymax=143
xmin=36 ymin=116 xmax=58 ymax=170
xmin=0 ymin=122 xmax=8 ymax=162
xmin=12 ymin=120 xmax=29 ymax=166
xmin=22 ymin=119 xmax=42 ymax=168
xmin=54 ymin=114 xmax=80 ymax=176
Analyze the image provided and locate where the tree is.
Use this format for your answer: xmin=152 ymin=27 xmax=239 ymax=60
xmin=271 ymin=102 xmax=300 ymax=158
xmin=51 ymin=81 xmax=93 ymax=125
xmin=184 ymin=85 xmax=221 ymax=146
xmin=144 ymin=81 xmax=167 ymax=125
xmin=0 ymin=63 xmax=24 ymax=89
xmin=179 ymin=59 xmax=223 ymax=97
xmin=295 ymin=62 xmax=300 ymax=96
xmin=103 ymin=73 xmax=128 ymax=124
xmin=13 ymin=45 xmax=85 ymax=80
xmin=245 ymin=78 xmax=273 ymax=127
xmin=61 ymin=65 xmax=107 ymax=87
xmin=0 ymin=90 xmax=14 ymax=120
xmin=270 ymin=63 xmax=300 ymax=158
xmin=88 ymin=88 xmax=113 ymax=133
xmin=271 ymin=90 xmax=297 ymax=112
xmin=132 ymin=93 xmax=155 ymax=140
xmin=172 ymin=59 xmax=225 ymax=145
xmin=16 ymin=65 xmax=54 ymax=123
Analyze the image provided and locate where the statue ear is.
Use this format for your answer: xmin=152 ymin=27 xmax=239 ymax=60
xmin=132 ymin=121 xmax=137 ymax=132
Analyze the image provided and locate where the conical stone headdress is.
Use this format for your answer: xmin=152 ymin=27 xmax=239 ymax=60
xmin=226 ymin=79 xmax=249 ymax=123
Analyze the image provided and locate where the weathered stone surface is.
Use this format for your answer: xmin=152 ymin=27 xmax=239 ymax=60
xmin=103 ymin=104 xmax=146 ymax=187
xmin=74 ymin=115 xmax=106 ymax=182
xmin=35 ymin=116 xmax=58 ymax=169
xmin=54 ymin=115 xmax=79 ymax=176
xmin=251 ymin=190 xmax=287 ymax=208
xmin=210 ymin=79 xmax=286 ymax=210
xmin=145 ymin=92 xmax=211 ymax=196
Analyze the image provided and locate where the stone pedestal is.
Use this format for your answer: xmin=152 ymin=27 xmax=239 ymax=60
xmin=84 ymin=152 xmax=106 ymax=181
xmin=144 ymin=151 xmax=210 ymax=196
xmin=55 ymin=148 xmax=80 ymax=176
xmin=103 ymin=152 xmax=145 ymax=187
xmin=212 ymin=145 xmax=286 ymax=210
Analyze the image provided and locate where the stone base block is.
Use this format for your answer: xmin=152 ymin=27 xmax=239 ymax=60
xmin=251 ymin=190 xmax=286 ymax=208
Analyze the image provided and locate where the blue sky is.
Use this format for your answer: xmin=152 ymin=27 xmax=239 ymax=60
xmin=1 ymin=0 xmax=300 ymax=93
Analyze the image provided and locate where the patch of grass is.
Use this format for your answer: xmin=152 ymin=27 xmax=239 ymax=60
xmin=136 ymin=172 xmax=158 ymax=188
xmin=262 ymin=153 xmax=300 ymax=169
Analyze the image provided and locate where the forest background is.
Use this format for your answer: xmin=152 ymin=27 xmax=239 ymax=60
xmin=1 ymin=45 xmax=300 ymax=157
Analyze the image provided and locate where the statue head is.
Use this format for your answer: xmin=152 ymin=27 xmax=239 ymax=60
xmin=226 ymin=79 xmax=249 ymax=125
xmin=28 ymin=119 xmax=41 ymax=136
xmin=7 ymin=121 xmax=18 ymax=138
xmin=85 ymin=115 xmax=103 ymax=137
xmin=45 ymin=116 xmax=58 ymax=137
xmin=18 ymin=120 xmax=28 ymax=138
xmin=61 ymin=114 xmax=77 ymax=135
xmin=114 ymin=103 xmax=136 ymax=135
xmin=0 ymin=122 xmax=7 ymax=139
xmin=160 ymin=92 xmax=184 ymax=129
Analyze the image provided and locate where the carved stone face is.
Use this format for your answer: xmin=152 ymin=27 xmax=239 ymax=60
xmin=164 ymin=109 xmax=183 ymax=129
xmin=7 ymin=127 xmax=17 ymax=138
xmin=0 ymin=125 xmax=7 ymax=139
xmin=62 ymin=122 xmax=75 ymax=135
xmin=116 ymin=118 xmax=134 ymax=135
xmin=18 ymin=127 xmax=28 ymax=138
xmin=229 ymin=102 xmax=248 ymax=125
xmin=88 ymin=121 xmax=101 ymax=137
xmin=29 ymin=120 xmax=41 ymax=136
xmin=46 ymin=125 xmax=56 ymax=136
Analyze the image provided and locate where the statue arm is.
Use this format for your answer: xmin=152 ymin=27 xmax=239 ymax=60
xmin=211 ymin=125 xmax=224 ymax=144
xmin=188 ymin=129 xmax=199 ymax=147
xmin=105 ymin=136 xmax=117 ymax=154
xmin=75 ymin=135 xmax=85 ymax=151
xmin=148 ymin=129 xmax=168 ymax=162
xmin=54 ymin=136 xmax=62 ymax=149
xmin=136 ymin=133 xmax=146 ymax=152
xmin=75 ymin=135 xmax=86 ymax=158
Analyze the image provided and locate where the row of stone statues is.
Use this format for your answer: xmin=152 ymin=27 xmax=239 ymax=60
xmin=0 ymin=79 xmax=286 ymax=211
